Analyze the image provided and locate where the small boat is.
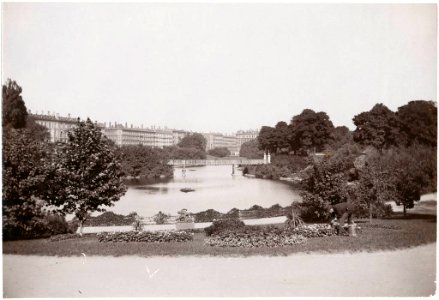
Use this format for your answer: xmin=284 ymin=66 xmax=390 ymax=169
xmin=180 ymin=188 xmax=195 ymax=193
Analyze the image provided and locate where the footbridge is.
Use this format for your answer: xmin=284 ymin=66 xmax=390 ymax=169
xmin=168 ymin=153 xmax=271 ymax=175
xmin=167 ymin=158 xmax=267 ymax=167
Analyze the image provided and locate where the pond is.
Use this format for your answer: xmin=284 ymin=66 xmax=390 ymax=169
xmin=107 ymin=165 xmax=302 ymax=217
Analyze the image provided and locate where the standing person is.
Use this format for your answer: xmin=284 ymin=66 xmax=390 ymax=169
xmin=329 ymin=202 xmax=356 ymax=235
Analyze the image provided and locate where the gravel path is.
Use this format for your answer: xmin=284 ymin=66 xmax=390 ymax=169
xmin=3 ymin=243 xmax=436 ymax=297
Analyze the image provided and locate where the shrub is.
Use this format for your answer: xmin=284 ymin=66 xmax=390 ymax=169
xmin=97 ymin=231 xmax=193 ymax=243
xmin=83 ymin=211 xmax=137 ymax=226
xmin=204 ymin=219 xmax=245 ymax=236
xmin=3 ymin=211 xmax=70 ymax=240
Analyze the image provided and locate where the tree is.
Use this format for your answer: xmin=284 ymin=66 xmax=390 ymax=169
xmin=353 ymin=103 xmax=399 ymax=150
xmin=2 ymin=128 xmax=52 ymax=239
xmin=117 ymin=145 xmax=173 ymax=179
xmin=329 ymin=126 xmax=353 ymax=151
xmin=207 ymin=147 xmax=230 ymax=157
xmin=397 ymin=100 xmax=437 ymax=147
xmin=178 ymin=133 xmax=207 ymax=151
xmin=239 ymin=139 xmax=264 ymax=159
xmin=257 ymin=126 xmax=276 ymax=153
xmin=289 ymin=109 xmax=335 ymax=155
xmin=42 ymin=118 xmax=127 ymax=235
xmin=273 ymin=121 xmax=290 ymax=153
xmin=2 ymin=79 xmax=28 ymax=129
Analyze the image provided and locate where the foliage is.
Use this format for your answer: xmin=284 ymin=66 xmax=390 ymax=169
xmin=285 ymin=206 xmax=304 ymax=229
xmin=177 ymin=133 xmax=207 ymax=152
xmin=117 ymin=144 xmax=173 ymax=178
xmin=194 ymin=209 xmax=223 ymax=223
xmin=82 ymin=211 xmax=138 ymax=226
xmin=257 ymin=126 xmax=276 ymax=153
xmin=239 ymin=139 xmax=264 ymax=159
xmin=396 ymin=100 xmax=437 ymax=147
xmin=289 ymin=109 xmax=335 ymax=155
xmin=204 ymin=219 xmax=245 ymax=236
xmin=41 ymin=118 xmax=127 ymax=234
xmin=97 ymin=231 xmax=193 ymax=243
xmin=165 ymin=145 xmax=207 ymax=159
xmin=287 ymin=224 xmax=336 ymax=238
xmin=2 ymin=128 xmax=52 ymax=240
xmin=353 ymin=103 xmax=400 ymax=150
xmin=328 ymin=126 xmax=353 ymax=151
xmin=273 ymin=121 xmax=291 ymax=153
xmin=3 ymin=210 xmax=71 ymax=240
xmin=355 ymin=145 xmax=435 ymax=216
xmin=153 ymin=211 xmax=170 ymax=224
xmin=204 ymin=229 xmax=307 ymax=248
xmin=207 ymin=147 xmax=230 ymax=157
xmin=2 ymin=79 xmax=28 ymax=129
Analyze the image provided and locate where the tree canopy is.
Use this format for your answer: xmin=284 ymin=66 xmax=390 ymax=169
xmin=353 ymin=103 xmax=400 ymax=150
xmin=2 ymin=79 xmax=28 ymax=129
xmin=177 ymin=133 xmax=207 ymax=151
xmin=239 ymin=139 xmax=264 ymax=159
xmin=289 ymin=109 xmax=335 ymax=154
xmin=207 ymin=147 xmax=231 ymax=157
xmin=42 ymin=119 xmax=126 ymax=234
xmin=397 ymin=100 xmax=437 ymax=147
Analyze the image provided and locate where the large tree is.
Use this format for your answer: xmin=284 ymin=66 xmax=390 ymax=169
xmin=42 ymin=119 xmax=126 ymax=235
xmin=2 ymin=128 xmax=52 ymax=239
xmin=289 ymin=109 xmax=335 ymax=155
xmin=396 ymin=100 xmax=437 ymax=147
xmin=353 ymin=103 xmax=399 ymax=150
xmin=177 ymin=133 xmax=207 ymax=151
xmin=207 ymin=147 xmax=231 ymax=157
xmin=117 ymin=145 xmax=173 ymax=179
xmin=2 ymin=79 xmax=28 ymax=129
xmin=273 ymin=121 xmax=290 ymax=153
xmin=239 ymin=139 xmax=264 ymax=159
xmin=257 ymin=126 xmax=276 ymax=153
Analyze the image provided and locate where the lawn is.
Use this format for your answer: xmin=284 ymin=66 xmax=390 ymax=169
xmin=3 ymin=213 xmax=436 ymax=257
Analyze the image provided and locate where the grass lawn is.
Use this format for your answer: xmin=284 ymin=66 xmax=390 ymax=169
xmin=3 ymin=213 xmax=436 ymax=257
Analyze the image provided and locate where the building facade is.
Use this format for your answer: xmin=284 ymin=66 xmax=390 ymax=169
xmin=203 ymin=133 xmax=240 ymax=156
xmin=236 ymin=129 xmax=259 ymax=148
xmin=31 ymin=111 xmax=259 ymax=154
xmin=31 ymin=112 xmax=104 ymax=143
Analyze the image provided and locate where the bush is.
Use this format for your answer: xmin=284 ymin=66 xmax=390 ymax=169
xmin=83 ymin=211 xmax=137 ymax=226
xmin=97 ymin=231 xmax=193 ymax=243
xmin=204 ymin=219 xmax=245 ymax=236
xmin=3 ymin=211 xmax=70 ymax=240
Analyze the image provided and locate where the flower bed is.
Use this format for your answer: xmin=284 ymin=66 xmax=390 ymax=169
xmin=97 ymin=231 xmax=193 ymax=243
xmin=204 ymin=224 xmax=340 ymax=248
xmin=204 ymin=231 xmax=307 ymax=248
xmin=289 ymin=224 xmax=336 ymax=237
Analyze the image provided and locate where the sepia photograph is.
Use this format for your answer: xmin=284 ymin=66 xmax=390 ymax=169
xmin=2 ymin=2 xmax=437 ymax=297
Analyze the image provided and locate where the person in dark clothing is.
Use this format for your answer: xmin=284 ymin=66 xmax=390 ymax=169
xmin=329 ymin=202 xmax=356 ymax=235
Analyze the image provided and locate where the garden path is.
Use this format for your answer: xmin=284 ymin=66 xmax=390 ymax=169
xmin=3 ymin=243 xmax=436 ymax=297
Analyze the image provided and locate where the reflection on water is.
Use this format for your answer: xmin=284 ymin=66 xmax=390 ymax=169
xmin=108 ymin=165 xmax=302 ymax=217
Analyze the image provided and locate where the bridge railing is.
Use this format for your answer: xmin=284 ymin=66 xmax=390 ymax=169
xmin=167 ymin=159 xmax=266 ymax=166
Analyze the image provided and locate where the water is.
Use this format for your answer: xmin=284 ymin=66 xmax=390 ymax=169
xmin=107 ymin=165 xmax=302 ymax=217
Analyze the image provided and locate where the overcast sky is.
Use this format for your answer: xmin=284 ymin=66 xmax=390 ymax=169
xmin=2 ymin=3 xmax=437 ymax=133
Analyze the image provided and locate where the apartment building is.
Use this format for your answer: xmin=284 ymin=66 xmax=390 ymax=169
xmin=31 ymin=111 xmax=104 ymax=143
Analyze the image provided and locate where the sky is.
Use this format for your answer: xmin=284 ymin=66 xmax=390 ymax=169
xmin=2 ymin=3 xmax=437 ymax=134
